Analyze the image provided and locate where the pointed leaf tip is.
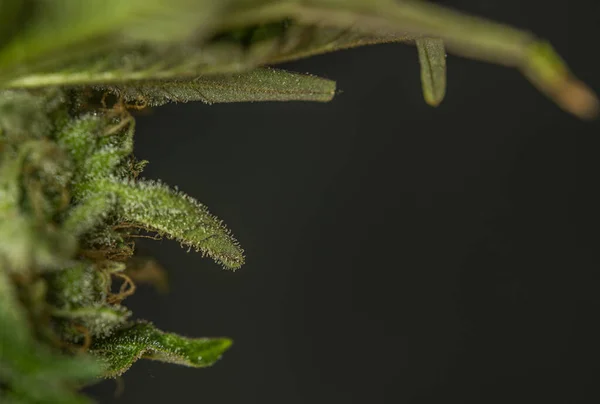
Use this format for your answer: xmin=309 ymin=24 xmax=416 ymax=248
xmin=90 ymin=322 xmax=232 ymax=378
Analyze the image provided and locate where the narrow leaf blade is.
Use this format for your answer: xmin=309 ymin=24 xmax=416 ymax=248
xmin=416 ymin=38 xmax=446 ymax=107
xmin=97 ymin=179 xmax=244 ymax=270
xmin=90 ymin=322 xmax=232 ymax=378
xmin=95 ymin=67 xmax=336 ymax=105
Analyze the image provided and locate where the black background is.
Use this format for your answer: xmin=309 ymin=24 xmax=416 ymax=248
xmin=88 ymin=1 xmax=600 ymax=403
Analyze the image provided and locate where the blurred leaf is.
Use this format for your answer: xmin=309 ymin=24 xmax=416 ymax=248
xmin=0 ymin=0 xmax=31 ymax=49
xmin=124 ymin=256 xmax=169 ymax=293
xmin=0 ymin=90 xmax=78 ymax=273
xmin=0 ymin=0 xmax=230 ymax=78
xmin=90 ymin=322 xmax=232 ymax=378
xmin=0 ymin=0 xmax=595 ymax=116
xmin=219 ymin=0 xmax=598 ymax=117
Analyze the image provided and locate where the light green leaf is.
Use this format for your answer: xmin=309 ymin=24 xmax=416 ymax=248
xmin=52 ymin=305 xmax=131 ymax=340
xmin=90 ymin=322 xmax=232 ymax=378
xmin=96 ymin=67 xmax=336 ymax=105
xmin=0 ymin=0 xmax=230 ymax=79
xmin=0 ymin=89 xmax=62 ymax=140
xmin=0 ymin=262 xmax=31 ymax=344
xmin=54 ymin=112 xmax=134 ymax=184
xmin=416 ymin=38 xmax=446 ymax=107
xmin=96 ymin=178 xmax=245 ymax=270
xmin=0 ymin=25 xmax=409 ymax=89
xmin=46 ymin=264 xmax=132 ymax=340
xmin=52 ymin=92 xmax=243 ymax=269
xmin=62 ymin=193 xmax=116 ymax=238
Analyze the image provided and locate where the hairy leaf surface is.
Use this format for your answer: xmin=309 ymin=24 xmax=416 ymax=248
xmin=90 ymin=322 xmax=232 ymax=377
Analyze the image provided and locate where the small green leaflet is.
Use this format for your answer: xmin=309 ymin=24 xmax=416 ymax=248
xmin=416 ymin=38 xmax=446 ymax=107
xmin=90 ymin=322 xmax=233 ymax=377
xmin=95 ymin=67 xmax=336 ymax=105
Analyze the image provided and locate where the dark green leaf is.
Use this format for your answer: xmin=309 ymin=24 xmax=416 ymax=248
xmin=96 ymin=67 xmax=336 ymax=105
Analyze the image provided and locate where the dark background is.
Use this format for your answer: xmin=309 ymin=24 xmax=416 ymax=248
xmin=88 ymin=1 xmax=600 ymax=403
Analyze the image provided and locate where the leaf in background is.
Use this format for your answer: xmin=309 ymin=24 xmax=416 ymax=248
xmin=96 ymin=67 xmax=336 ymax=105
xmin=215 ymin=22 xmax=414 ymax=65
xmin=416 ymin=38 xmax=446 ymax=107
xmin=0 ymin=0 xmax=32 ymax=49
xmin=124 ymin=256 xmax=169 ymax=293
xmin=62 ymin=193 xmax=116 ymax=238
xmin=90 ymin=322 xmax=232 ymax=378
xmin=0 ymin=25 xmax=410 ymax=89
xmin=46 ymin=264 xmax=132 ymax=340
xmin=0 ymin=1 xmax=595 ymax=116
xmin=0 ymin=0 xmax=231 ymax=79
xmin=219 ymin=0 xmax=599 ymax=118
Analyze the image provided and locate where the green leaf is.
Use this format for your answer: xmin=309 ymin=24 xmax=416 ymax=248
xmin=96 ymin=67 xmax=336 ymax=105
xmin=98 ymin=178 xmax=245 ymax=270
xmin=90 ymin=322 xmax=232 ymax=378
xmin=219 ymin=0 xmax=598 ymax=118
xmin=0 ymin=24 xmax=411 ymax=89
xmin=0 ymin=89 xmax=62 ymax=140
xmin=62 ymin=193 xmax=116 ymax=238
xmin=0 ymin=0 xmax=30 ymax=49
xmin=54 ymin=112 xmax=134 ymax=185
xmin=416 ymin=38 xmax=446 ymax=107
xmin=46 ymin=264 xmax=132 ymax=340
xmin=0 ymin=0 xmax=229 ymax=79
xmin=0 ymin=262 xmax=31 ymax=344
xmin=0 ymin=43 xmax=244 ymax=87
xmin=0 ymin=1 xmax=595 ymax=117
xmin=51 ymin=91 xmax=244 ymax=269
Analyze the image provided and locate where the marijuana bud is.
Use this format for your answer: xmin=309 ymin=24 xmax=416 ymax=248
xmin=0 ymin=1 xmax=596 ymax=402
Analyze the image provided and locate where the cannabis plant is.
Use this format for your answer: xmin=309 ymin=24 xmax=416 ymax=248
xmin=0 ymin=1 xmax=596 ymax=402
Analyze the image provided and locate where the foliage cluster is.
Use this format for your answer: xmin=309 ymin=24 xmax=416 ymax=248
xmin=0 ymin=1 xmax=596 ymax=402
